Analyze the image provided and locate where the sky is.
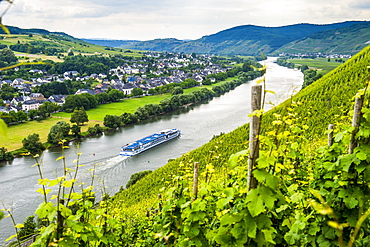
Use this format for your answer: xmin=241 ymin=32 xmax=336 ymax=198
xmin=1 ymin=0 xmax=370 ymax=41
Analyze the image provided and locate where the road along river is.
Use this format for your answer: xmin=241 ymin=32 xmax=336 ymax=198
xmin=0 ymin=57 xmax=303 ymax=244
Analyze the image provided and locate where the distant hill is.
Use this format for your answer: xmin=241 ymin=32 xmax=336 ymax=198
xmin=121 ymin=21 xmax=369 ymax=55
xmin=0 ymin=26 xmax=74 ymax=38
xmin=0 ymin=28 xmax=143 ymax=58
xmin=275 ymin=22 xmax=370 ymax=55
xmin=81 ymin=39 xmax=140 ymax=48
xmin=3 ymin=21 xmax=370 ymax=56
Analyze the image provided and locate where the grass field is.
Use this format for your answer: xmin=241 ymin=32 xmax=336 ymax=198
xmin=1 ymin=78 xmax=237 ymax=151
xmin=288 ymin=57 xmax=348 ymax=75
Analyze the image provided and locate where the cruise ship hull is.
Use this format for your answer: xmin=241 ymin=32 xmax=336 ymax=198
xmin=120 ymin=129 xmax=180 ymax=156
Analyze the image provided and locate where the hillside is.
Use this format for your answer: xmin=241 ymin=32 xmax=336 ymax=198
xmin=113 ymin=45 xmax=370 ymax=209
xmin=277 ymin=22 xmax=370 ymax=55
xmin=0 ymin=26 xmax=73 ymax=38
xmin=105 ymin=45 xmax=370 ymax=245
xmin=2 ymin=22 xmax=369 ymax=56
xmin=80 ymin=39 xmax=140 ymax=48
xmin=0 ymin=27 xmax=143 ymax=59
xmin=122 ymin=21 xmax=369 ymax=55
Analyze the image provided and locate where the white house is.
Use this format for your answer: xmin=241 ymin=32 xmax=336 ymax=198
xmin=22 ymin=100 xmax=46 ymax=111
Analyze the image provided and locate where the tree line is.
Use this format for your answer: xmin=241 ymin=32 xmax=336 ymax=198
xmin=103 ymin=71 xmax=263 ymax=129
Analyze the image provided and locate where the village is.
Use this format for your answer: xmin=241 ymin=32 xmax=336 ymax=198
xmin=0 ymin=52 xmax=231 ymax=114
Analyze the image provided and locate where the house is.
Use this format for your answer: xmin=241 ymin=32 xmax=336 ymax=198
xmin=75 ymin=89 xmax=97 ymax=95
xmin=29 ymin=93 xmax=45 ymax=101
xmin=122 ymin=84 xmax=135 ymax=95
xmin=95 ymin=83 xmax=110 ymax=92
xmin=0 ymin=105 xmax=21 ymax=113
xmin=48 ymin=95 xmax=67 ymax=106
xmin=11 ymin=96 xmax=30 ymax=105
xmin=63 ymin=71 xmax=79 ymax=77
xmin=29 ymin=69 xmax=43 ymax=74
xmin=22 ymin=100 xmax=46 ymax=111
xmin=12 ymin=78 xmax=27 ymax=86
xmin=19 ymin=88 xmax=32 ymax=95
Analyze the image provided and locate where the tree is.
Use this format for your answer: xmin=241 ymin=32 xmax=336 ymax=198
xmin=22 ymin=133 xmax=45 ymax=154
xmin=160 ymin=98 xmax=173 ymax=112
xmin=108 ymin=89 xmax=124 ymax=102
xmin=103 ymin=115 xmax=121 ymax=128
xmin=38 ymin=101 xmax=60 ymax=119
xmin=70 ymin=108 xmax=89 ymax=126
xmin=131 ymin=88 xmax=143 ymax=97
xmin=212 ymin=85 xmax=224 ymax=96
xmin=88 ymin=124 xmax=103 ymax=135
xmin=71 ymin=124 xmax=81 ymax=138
xmin=0 ymin=48 xmax=18 ymax=64
xmin=242 ymin=61 xmax=253 ymax=72
xmin=16 ymin=110 xmax=28 ymax=122
xmin=172 ymin=86 xmax=183 ymax=95
xmin=95 ymin=92 xmax=109 ymax=104
xmin=134 ymin=107 xmax=149 ymax=121
xmin=0 ymin=84 xmax=16 ymax=101
xmin=0 ymin=147 xmax=13 ymax=161
xmin=17 ymin=216 xmax=37 ymax=241
xmin=63 ymin=93 xmax=98 ymax=112
xmin=27 ymin=109 xmax=39 ymax=120
xmin=120 ymin=112 xmax=137 ymax=125
xmin=300 ymin=65 xmax=309 ymax=72
xmin=143 ymin=103 xmax=163 ymax=116
xmin=47 ymin=121 xmax=70 ymax=144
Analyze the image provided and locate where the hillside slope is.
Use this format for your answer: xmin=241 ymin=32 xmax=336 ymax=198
xmin=29 ymin=47 xmax=370 ymax=245
xmin=123 ymin=21 xmax=369 ymax=55
xmin=112 ymin=45 xmax=370 ymax=213
xmin=0 ymin=33 xmax=141 ymax=58
xmin=277 ymin=22 xmax=370 ymax=55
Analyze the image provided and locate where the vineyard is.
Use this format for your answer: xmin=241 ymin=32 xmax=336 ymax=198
xmin=5 ymin=45 xmax=370 ymax=246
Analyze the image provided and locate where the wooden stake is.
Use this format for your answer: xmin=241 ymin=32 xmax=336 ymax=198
xmin=349 ymin=96 xmax=364 ymax=154
xmin=248 ymin=85 xmax=262 ymax=190
xmin=193 ymin=162 xmax=199 ymax=201
xmin=328 ymin=124 xmax=335 ymax=147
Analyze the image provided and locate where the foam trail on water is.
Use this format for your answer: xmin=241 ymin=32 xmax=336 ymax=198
xmin=93 ymin=155 xmax=129 ymax=172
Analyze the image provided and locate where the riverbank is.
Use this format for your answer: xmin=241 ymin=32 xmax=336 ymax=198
xmin=1 ymin=76 xmax=245 ymax=154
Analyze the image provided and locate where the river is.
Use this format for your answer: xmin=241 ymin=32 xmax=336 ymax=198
xmin=0 ymin=57 xmax=303 ymax=244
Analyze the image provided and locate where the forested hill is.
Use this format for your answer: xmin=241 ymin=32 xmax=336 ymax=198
xmin=4 ymin=21 xmax=369 ymax=56
xmin=0 ymin=25 xmax=73 ymax=38
xmin=120 ymin=21 xmax=370 ymax=55
xmin=276 ymin=22 xmax=370 ymax=54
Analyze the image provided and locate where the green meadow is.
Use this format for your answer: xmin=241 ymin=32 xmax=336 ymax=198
xmin=288 ymin=57 xmax=349 ymax=74
xmin=1 ymin=78 xmax=237 ymax=152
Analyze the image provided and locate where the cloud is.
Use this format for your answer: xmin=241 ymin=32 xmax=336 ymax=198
xmin=2 ymin=0 xmax=369 ymax=40
xmin=349 ymin=0 xmax=370 ymax=9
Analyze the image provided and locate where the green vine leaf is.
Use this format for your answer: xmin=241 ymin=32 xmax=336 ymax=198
xmin=228 ymin=150 xmax=248 ymax=167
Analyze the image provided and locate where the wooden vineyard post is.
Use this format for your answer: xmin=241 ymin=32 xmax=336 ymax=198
xmin=328 ymin=124 xmax=335 ymax=147
xmin=248 ymin=85 xmax=262 ymax=190
xmin=349 ymin=96 xmax=364 ymax=154
xmin=193 ymin=162 xmax=199 ymax=201
xmin=56 ymin=199 xmax=65 ymax=241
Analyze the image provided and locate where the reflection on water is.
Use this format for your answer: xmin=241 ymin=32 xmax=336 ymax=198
xmin=0 ymin=57 xmax=303 ymax=244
